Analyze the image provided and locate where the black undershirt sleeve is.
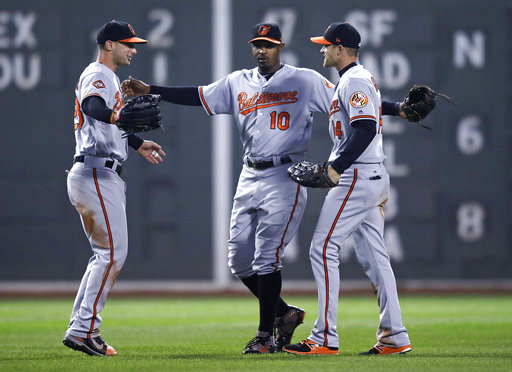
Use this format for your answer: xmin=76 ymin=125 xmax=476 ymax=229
xmin=381 ymin=100 xmax=401 ymax=116
xmin=81 ymin=95 xmax=144 ymax=150
xmin=82 ymin=95 xmax=113 ymax=124
xmin=330 ymin=119 xmax=377 ymax=175
xmin=150 ymin=85 xmax=201 ymax=106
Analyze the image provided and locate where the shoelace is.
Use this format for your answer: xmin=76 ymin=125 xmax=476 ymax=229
xmin=300 ymin=339 xmax=314 ymax=346
xmin=245 ymin=336 xmax=268 ymax=348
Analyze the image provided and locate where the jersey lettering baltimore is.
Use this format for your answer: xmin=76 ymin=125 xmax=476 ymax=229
xmin=238 ymin=90 xmax=298 ymax=115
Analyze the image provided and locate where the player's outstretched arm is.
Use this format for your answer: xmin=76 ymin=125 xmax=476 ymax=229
xmin=137 ymin=140 xmax=166 ymax=165
xmin=122 ymin=76 xmax=150 ymax=97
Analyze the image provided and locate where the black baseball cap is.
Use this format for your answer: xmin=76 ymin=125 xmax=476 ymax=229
xmin=311 ymin=22 xmax=361 ymax=48
xmin=96 ymin=20 xmax=148 ymax=45
xmin=248 ymin=23 xmax=282 ymax=44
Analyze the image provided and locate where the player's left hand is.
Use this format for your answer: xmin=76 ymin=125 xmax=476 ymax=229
xmin=398 ymin=84 xmax=457 ymax=127
xmin=287 ymin=161 xmax=338 ymax=188
xmin=327 ymin=165 xmax=341 ymax=185
xmin=137 ymin=140 xmax=166 ymax=164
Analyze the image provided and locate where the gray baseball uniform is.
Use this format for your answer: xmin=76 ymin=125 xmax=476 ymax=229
xmin=308 ymin=63 xmax=410 ymax=349
xmin=66 ymin=61 xmax=128 ymax=339
xmin=199 ymin=64 xmax=334 ymax=277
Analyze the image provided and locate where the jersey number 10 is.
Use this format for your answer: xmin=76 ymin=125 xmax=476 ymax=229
xmin=270 ymin=111 xmax=290 ymax=131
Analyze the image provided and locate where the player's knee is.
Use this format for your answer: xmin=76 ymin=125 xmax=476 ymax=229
xmin=228 ymin=257 xmax=254 ymax=278
xmin=309 ymin=236 xmax=324 ymax=262
xmin=112 ymin=249 xmax=127 ymax=270
xmin=252 ymin=261 xmax=282 ymax=276
xmin=112 ymin=257 xmax=126 ymax=272
xmin=227 ymin=241 xmax=256 ymax=278
xmin=229 ymin=265 xmax=253 ymax=279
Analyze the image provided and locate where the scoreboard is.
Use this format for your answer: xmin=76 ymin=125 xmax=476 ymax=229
xmin=0 ymin=0 xmax=510 ymax=281
xmin=231 ymin=0 xmax=512 ymax=280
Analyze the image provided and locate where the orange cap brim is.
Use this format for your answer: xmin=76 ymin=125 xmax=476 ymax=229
xmin=119 ymin=37 xmax=148 ymax=44
xmin=248 ymin=37 xmax=282 ymax=44
xmin=310 ymin=36 xmax=332 ymax=45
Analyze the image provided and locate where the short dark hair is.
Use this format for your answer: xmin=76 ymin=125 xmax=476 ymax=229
xmin=345 ymin=47 xmax=359 ymax=57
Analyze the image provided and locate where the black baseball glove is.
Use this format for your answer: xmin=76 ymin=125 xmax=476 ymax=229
xmin=402 ymin=85 xmax=457 ymax=129
xmin=115 ymin=94 xmax=162 ymax=135
xmin=287 ymin=161 xmax=337 ymax=188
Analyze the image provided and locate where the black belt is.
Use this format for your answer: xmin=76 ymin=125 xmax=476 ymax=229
xmin=247 ymin=156 xmax=292 ymax=170
xmin=74 ymin=156 xmax=123 ymax=176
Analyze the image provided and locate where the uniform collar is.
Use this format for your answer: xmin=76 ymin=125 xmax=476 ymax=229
xmin=338 ymin=61 xmax=358 ymax=78
xmin=260 ymin=63 xmax=284 ymax=80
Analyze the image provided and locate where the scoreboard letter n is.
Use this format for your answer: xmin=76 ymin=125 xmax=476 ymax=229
xmin=453 ymin=31 xmax=485 ymax=69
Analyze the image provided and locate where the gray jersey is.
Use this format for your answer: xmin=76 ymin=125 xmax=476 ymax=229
xmin=74 ymin=62 xmax=127 ymax=162
xmin=199 ymin=64 xmax=334 ymax=278
xmin=307 ymin=63 xmax=410 ymax=350
xmin=199 ymin=64 xmax=334 ymax=161
xmin=328 ymin=64 xmax=384 ymax=164
xmin=66 ymin=62 xmax=128 ymax=339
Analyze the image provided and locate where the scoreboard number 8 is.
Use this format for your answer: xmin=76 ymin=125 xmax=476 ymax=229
xmin=456 ymin=202 xmax=485 ymax=242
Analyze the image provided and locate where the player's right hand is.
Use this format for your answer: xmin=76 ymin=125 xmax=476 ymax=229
xmin=121 ymin=76 xmax=150 ymax=97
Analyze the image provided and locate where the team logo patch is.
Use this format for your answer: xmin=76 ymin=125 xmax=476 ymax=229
xmin=128 ymin=24 xmax=135 ymax=36
xmin=92 ymin=80 xmax=106 ymax=89
xmin=258 ymin=25 xmax=271 ymax=36
xmin=350 ymin=92 xmax=368 ymax=108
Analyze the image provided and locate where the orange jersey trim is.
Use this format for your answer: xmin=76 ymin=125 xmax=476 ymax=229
xmin=378 ymin=105 xmax=383 ymax=134
xmin=350 ymin=115 xmax=376 ymax=122
xmin=199 ymin=86 xmax=213 ymax=116
xmin=89 ymin=168 xmax=115 ymax=336
xmin=328 ymin=108 xmax=340 ymax=118
xmin=321 ymin=169 xmax=357 ymax=346
xmin=110 ymin=112 xmax=116 ymax=124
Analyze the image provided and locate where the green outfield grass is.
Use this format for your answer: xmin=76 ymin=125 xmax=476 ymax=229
xmin=0 ymin=295 xmax=511 ymax=371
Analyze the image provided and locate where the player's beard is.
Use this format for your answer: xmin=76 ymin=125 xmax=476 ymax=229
xmin=256 ymin=55 xmax=280 ymax=75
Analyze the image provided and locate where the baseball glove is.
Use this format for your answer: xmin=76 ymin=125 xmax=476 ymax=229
xmin=402 ymin=85 xmax=457 ymax=129
xmin=287 ymin=161 xmax=337 ymax=188
xmin=115 ymin=94 xmax=162 ymax=135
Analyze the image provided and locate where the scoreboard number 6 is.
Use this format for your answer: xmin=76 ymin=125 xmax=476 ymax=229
xmin=456 ymin=115 xmax=484 ymax=155
xmin=456 ymin=202 xmax=485 ymax=242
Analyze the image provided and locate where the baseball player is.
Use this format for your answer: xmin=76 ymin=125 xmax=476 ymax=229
xmin=63 ymin=20 xmax=166 ymax=357
xmin=283 ymin=22 xmax=411 ymax=356
xmin=122 ymin=22 xmax=407 ymax=354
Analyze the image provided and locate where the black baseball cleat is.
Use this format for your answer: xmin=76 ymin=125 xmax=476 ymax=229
xmin=274 ymin=305 xmax=306 ymax=351
xmin=242 ymin=332 xmax=277 ymax=354
xmin=63 ymin=333 xmax=117 ymax=356
xmin=360 ymin=343 xmax=412 ymax=355
xmin=282 ymin=338 xmax=339 ymax=355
